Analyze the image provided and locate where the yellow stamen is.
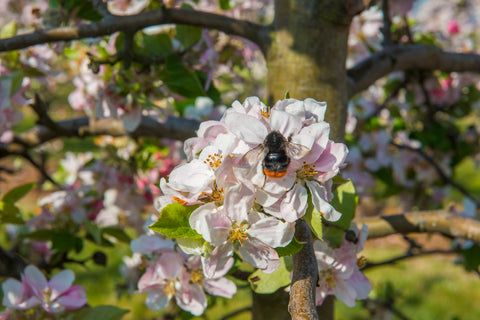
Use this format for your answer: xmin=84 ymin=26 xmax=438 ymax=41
xmin=203 ymin=153 xmax=223 ymax=169
xmin=190 ymin=270 xmax=204 ymax=284
xmin=199 ymin=182 xmax=224 ymax=206
xmin=163 ymin=280 xmax=176 ymax=298
xmin=297 ymin=162 xmax=319 ymax=180
xmin=321 ymin=269 xmax=336 ymax=288
xmin=172 ymin=196 xmax=188 ymax=205
xmin=229 ymin=222 xmax=248 ymax=245
xmin=261 ymin=106 xmax=271 ymax=118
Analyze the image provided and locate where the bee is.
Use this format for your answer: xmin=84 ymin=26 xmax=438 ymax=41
xmin=242 ymin=131 xmax=311 ymax=178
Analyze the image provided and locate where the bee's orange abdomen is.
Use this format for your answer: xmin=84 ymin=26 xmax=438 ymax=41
xmin=263 ymin=169 xmax=287 ymax=178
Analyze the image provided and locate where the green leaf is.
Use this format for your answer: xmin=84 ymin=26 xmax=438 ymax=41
xmin=462 ymin=244 xmax=480 ymax=272
xmin=2 ymin=183 xmax=36 ymax=204
xmin=248 ymin=257 xmax=292 ymax=294
xmin=149 ymin=203 xmax=202 ymax=239
xmin=72 ymin=305 xmax=129 ymax=320
xmin=284 ymin=91 xmax=290 ymax=99
xmin=219 ymin=0 xmax=231 ymax=10
xmin=0 ymin=201 xmax=23 ymax=224
xmin=176 ymin=24 xmax=202 ymax=49
xmin=52 ymin=231 xmax=83 ymax=253
xmin=86 ymin=220 xmax=104 ymax=245
xmin=22 ymin=229 xmax=55 ymax=241
xmin=324 ymin=180 xmax=358 ymax=247
xmin=1 ymin=21 xmax=17 ymax=39
xmin=102 ymin=227 xmax=131 ymax=244
xmin=303 ymin=194 xmax=324 ymax=240
xmin=275 ymin=237 xmax=305 ymax=257
xmin=137 ymin=33 xmax=173 ymax=57
xmin=161 ymin=55 xmax=205 ymax=98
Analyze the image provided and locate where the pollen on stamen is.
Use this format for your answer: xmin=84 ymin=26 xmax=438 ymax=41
xmin=297 ymin=161 xmax=319 ymax=179
xmin=261 ymin=106 xmax=271 ymax=118
xmin=163 ymin=280 xmax=176 ymax=298
xmin=172 ymin=196 xmax=188 ymax=205
xmin=229 ymin=222 xmax=248 ymax=245
xmin=199 ymin=183 xmax=224 ymax=205
xmin=190 ymin=270 xmax=204 ymax=284
xmin=203 ymin=153 xmax=223 ymax=169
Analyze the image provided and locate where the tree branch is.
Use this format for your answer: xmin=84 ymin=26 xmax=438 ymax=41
xmin=364 ymin=249 xmax=456 ymax=270
xmin=0 ymin=8 xmax=269 ymax=54
xmin=344 ymin=0 xmax=380 ymax=16
xmin=288 ymin=219 xmax=319 ymax=320
xmin=347 ymin=44 xmax=480 ymax=97
xmin=0 ymin=116 xmax=199 ymax=159
xmin=391 ymin=142 xmax=480 ymax=207
xmin=355 ymin=210 xmax=480 ymax=242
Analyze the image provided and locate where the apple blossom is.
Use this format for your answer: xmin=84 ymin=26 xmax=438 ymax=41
xmin=1 ymin=265 xmax=87 ymax=314
xmin=314 ymin=224 xmax=371 ymax=307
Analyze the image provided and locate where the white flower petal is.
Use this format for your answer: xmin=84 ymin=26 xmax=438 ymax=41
xmin=306 ymin=180 xmax=342 ymax=222
xmin=224 ymin=112 xmax=267 ymax=144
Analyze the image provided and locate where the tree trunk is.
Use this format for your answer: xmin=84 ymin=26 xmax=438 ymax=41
xmin=266 ymin=0 xmax=351 ymax=142
xmin=254 ymin=0 xmax=353 ymax=319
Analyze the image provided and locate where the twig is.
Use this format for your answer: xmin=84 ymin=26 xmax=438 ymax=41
xmin=0 ymin=8 xmax=269 ymax=54
xmin=347 ymin=44 xmax=480 ymax=98
xmin=220 ymin=307 xmax=252 ymax=320
xmin=391 ymin=141 xmax=480 ymax=207
xmin=14 ymin=151 xmax=62 ymax=189
xmin=363 ymin=249 xmax=456 ymax=270
xmin=30 ymin=94 xmax=71 ymax=135
xmin=355 ymin=210 xmax=480 ymax=242
xmin=90 ymin=0 xmax=112 ymax=18
xmin=0 ymin=115 xmax=200 ymax=160
xmin=365 ymin=298 xmax=413 ymax=320
xmin=381 ymin=0 xmax=392 ymax=47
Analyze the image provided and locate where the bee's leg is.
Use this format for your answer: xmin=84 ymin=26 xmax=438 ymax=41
xmin=261 ymin=174 xmax=267 ymax=188
xmin=286 ymin=181 xmax=295 ymax=192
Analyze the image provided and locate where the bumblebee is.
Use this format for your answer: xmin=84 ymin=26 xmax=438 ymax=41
xmin=243 ymin=131 xmax=311 ymax=178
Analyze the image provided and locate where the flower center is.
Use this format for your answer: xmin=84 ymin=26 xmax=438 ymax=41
xmin=190 ymin=270 xmax=204 ymax=284
xmin=199 ymin=182 xmax=224 ymax=206
xmin=297 ymin=162 xmax=319 ymax=180
xmin=203 ymin=153 xmax=223 ymax=169
xmin=320 ymin=269 xmax=336 ymax=288
xmin=229 ymin=221 xmax=249 ymax=245
xmin=163 ymin=279 xmax=176 ymax=298
xmin=42 ymin=287 xmax=52 ymax=304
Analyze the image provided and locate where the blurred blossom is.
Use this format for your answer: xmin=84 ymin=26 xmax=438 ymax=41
xmin=1 ymin=265 xmax=87 ymax=314
xmin=314 ymin=224 xmax=371 ymax=307
xmin=107 ymin=0 xmax=150 ymax=15
xmin=447 ymin=19 xmax=461 ymax=35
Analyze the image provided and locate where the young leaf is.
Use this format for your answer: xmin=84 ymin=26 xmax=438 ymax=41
xmin=248 ymin=257 xmax=292 ymax=294
xmin=102 ymin=227 xmax=131 ymax=244
xmin=219 ymin=0 xmax=231 ymax=10
xmin=0 ymin=21 xmax=17 ymax=39
xmin=275 ymin=237 xmax=305 ymax=257
xmin=161 ymin=55 xmax=205 ymax=98
xmin=72 ymin=305 xmax=129 ymax=320
xmin=149 ymin=203 xmax=202 ymax=239
xmin=2 ymin=182 xmax=36 ymax=204
xmin=324 ymin=180 xmax=358 ymax=247
xmin=303 ymin=195 xmax=324 ymax=240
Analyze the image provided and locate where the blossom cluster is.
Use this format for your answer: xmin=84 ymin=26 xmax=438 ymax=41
xmin=1 ymin=265 xmax=87 ymax=319
xmin=139 ymin=97 xmax=369 ymax=314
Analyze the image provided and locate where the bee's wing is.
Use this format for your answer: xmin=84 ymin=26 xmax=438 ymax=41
xmin=239 ymin=144 xmax=266 ymax=168
xmin=286 ymin=142 xmax=311 ymax=160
